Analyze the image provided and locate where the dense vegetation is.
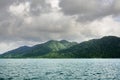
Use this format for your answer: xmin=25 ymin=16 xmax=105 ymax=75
xmin=0 ymin=40 xmax=77 ymax=58
xmin=1 ymin=36 xmax=120 ymax=58
xmin=60 ymin=36 xmax=120 ymax=58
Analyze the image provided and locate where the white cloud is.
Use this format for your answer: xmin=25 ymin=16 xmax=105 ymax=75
xmin=9 ymin=2 xmax=30 ymax=17
xmin=81 ymin=16 xmax=120 ymax=39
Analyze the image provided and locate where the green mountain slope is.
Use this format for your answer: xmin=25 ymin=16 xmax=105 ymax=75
xmin=59 ymin=36 xmax=120 ymax=58
xmin=1 ymin=36 xmax=120 ymax=58
xmin=0 ymin=40 xmax=77 ymax=58
xmin=0 ymin=46 xmax=31 ymax=58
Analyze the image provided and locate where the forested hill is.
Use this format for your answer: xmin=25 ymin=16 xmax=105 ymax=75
xmin=59 ymin=36 xmax=120 ymax=58
xmin=1 ymin=36 xmax=120 ymax=58
xmin=0 ymin=40 xmax=77 ymax=58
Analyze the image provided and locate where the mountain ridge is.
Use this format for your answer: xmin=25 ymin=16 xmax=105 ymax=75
xmin=1 ymin=36 xmax=120 ymax=58
xmin=59 ymin=36 xmax=120 ymax=58
xmin=0 ymin=40 xmax=77 ymax=58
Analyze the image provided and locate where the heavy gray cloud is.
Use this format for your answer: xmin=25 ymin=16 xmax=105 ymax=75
xmin=0 ymin=0 xmax=120 ymax=53
xmin=59 ymin=0 xmax=120 ymax=22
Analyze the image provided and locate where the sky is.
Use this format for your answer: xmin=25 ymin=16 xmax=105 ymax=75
xmin=0 ymin=0 xmax=120 ymax=53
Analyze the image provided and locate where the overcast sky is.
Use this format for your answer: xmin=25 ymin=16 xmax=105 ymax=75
xmin=0 ymin=0 xmax=120 ymax=53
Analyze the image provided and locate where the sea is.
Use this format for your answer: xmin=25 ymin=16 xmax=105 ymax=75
xmin=0 ymin=59 xmax=120 ymax=80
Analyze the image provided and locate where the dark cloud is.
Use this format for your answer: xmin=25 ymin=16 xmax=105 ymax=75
xmin=0 ymin=0 xmax=52 ymax=41
xmin=0 ymin=0 xmax=120 ymax=53
xmin=59 ymin=0 xmax=120 ymax=22
xmin=0 ymin=0 xmax=120 ymax=42
xmin=30 ymin=0 xmax=51 ymax=16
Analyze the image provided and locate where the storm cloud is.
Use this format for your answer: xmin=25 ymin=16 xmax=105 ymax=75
xmin=59 ymin=0 xmax=120 ymax=22
xmin=0 ymin=0 xmax=120 ymax=53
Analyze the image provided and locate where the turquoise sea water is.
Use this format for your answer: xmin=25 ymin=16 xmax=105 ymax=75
xmin=0 ymin=59 xmax=120 ymax=80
